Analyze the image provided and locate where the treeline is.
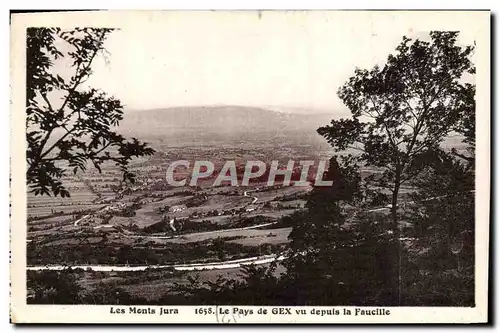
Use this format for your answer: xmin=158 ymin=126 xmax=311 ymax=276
xmin=27 ymin=239 xmax=284 ymax=266
xmin=142 ymin=215 xmax=275 ymax=235
xmin=27 ymin=269 xmax=151 ymax=305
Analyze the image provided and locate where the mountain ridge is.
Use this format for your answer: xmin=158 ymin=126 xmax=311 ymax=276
xmin=119 ymin=105 xmax=339 ymax=136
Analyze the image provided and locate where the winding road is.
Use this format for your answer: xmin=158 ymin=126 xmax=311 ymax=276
xmin=243 ymin=190 xmax=258 ymax=204
xmin=27 ymin=254 xmax=286 ymax=272
xmin=73 ymin=214 xmax=90 ymax=226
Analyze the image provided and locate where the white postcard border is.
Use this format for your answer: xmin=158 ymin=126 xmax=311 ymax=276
xmin=10 ymin=10 xmax=490 ymax=324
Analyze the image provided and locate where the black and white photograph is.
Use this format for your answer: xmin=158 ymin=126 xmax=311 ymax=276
xmin=9 ymin=10 xmax=490 ymax=324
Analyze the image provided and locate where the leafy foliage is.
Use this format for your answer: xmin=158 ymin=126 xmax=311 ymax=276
xmin=169 ymin=262 xmax=292 ymax=305
xmin=282 ymin=157 xmax=406 ymax=305
xmin=317 ymin=31 xmax=475 ymax=226
xmin=402 ymin=147 xmax=475 ymax=306
xmin=26 ymin=28 xmax=155 ymax=197
xmin=27 ymin=269 xmax=83 ymax=304
xmin=311 ymin=31 xmax=476 ymax=305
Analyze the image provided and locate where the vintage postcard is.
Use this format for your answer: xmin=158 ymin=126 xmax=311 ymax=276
xmin=10 ymin=10 xmax=490 ymax=324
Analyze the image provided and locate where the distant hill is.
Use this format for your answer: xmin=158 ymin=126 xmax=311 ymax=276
xmin=118 ymin=105 xmax=339 ymax=141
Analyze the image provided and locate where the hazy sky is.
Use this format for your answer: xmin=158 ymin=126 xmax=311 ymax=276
xmin=80 ymin=12 xmax=476 ymax=113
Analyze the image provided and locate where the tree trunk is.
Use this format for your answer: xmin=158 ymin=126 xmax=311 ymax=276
xmin=391 ymin=183 xmax=400 ymax=229
xmin=388 ymin=173 xmax=401 ymax=305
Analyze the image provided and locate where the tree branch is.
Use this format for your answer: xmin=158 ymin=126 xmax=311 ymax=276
xmin=39 ymin=32 xmax=105 ymax=160
xmin=346 ymin=145 xmax=365 ymax=153
xmin=58 ymin=32 xmax=105 ymax=114
xmin=40 ymin=92 xmax=55 ymax=113
xmin=451 ymin=150 xmax=474 ymax=163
